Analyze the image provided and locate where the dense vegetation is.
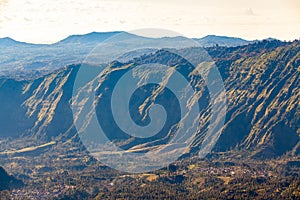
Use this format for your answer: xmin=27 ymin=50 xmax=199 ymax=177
xmin=1 ymin=155 xmax=299 ymax=199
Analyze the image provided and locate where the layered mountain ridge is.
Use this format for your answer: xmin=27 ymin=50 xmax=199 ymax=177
xmin=0 ymin=39 xmax=299 ymax=159
xmin=0 ymin=32 xmax=261 ymax=79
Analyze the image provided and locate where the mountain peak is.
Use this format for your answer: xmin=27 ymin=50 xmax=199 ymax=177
xmin=56 ymin=31 xmax=124 ymax=44
xmin=0 ymin=37 xmax=20 ymax=46
xmin=194 ymin=35 xmax=252 ymax=47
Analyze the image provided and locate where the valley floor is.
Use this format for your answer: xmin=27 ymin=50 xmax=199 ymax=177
xmin=0 ymin=142 xmax=299 ymax=200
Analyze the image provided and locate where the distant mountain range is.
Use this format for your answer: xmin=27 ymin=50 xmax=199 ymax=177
xmin=57 ymin=33 xmax=254 ymax=47
xmin=0 ymin=32 xmax=269 ymax=79
xmin=56 ymin=31 xmax=122 ymax=45
xmin=194 ymin=35 xmax=253 ymax=47
xmin=0 ymin=39 xmax=298 ymax=159
xmin=1 ymin=32 xmax=253 ymax=47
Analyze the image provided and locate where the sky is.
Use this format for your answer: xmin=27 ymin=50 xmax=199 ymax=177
xmin=0 ymin=0 xmax=299 ymax=44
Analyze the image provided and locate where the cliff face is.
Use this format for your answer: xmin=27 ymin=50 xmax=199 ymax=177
xmin=0 ymin=40 xmax=299 ymax=158
xmin=215 ymin=42 xmax=300 ymax=157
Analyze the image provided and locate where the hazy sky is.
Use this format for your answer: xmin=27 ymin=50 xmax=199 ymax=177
xmin=0 ymin=0 xmax=299 ymax=43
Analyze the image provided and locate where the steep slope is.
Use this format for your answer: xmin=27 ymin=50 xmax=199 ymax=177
xmin=0 ymin=66 xmax=79 ymax=141
xmin=214 ymin=41 xmax=300 ymax=157
xmin=0 ymin=40 xmax=299 ymax=158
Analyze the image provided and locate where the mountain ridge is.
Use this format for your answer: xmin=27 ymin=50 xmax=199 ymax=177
xmin=55 ymin=31 xmax=124 ymax=45
xmin=0 ymin=32 xmax=261 ymax=47
xmin=0 ymin=32 xmax=288 ymax=80
xmin=194 ymin=35 xmax=253 ymax=47
xmin=0 ymin=40 xmax=298 ymax=159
